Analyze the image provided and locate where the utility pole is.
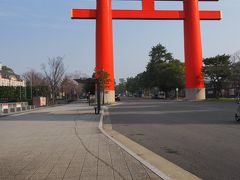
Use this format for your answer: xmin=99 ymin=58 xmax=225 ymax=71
xmin=30 ymin=74 xmax=33 ymax=100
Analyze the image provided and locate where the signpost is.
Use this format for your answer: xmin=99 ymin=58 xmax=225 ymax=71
xmin=176 ymin=88 xmax=179 ymax=101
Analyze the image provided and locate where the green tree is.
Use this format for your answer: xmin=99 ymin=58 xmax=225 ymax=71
xmin=120 ymin=43 xmax=186 ymax=97
xmin=148 ymin=43 xmax=174 ymax=64
xmin=96 ymin=69 xmax=111 ymax=104
xmin=203 ymin=54 xmax=231 ymax=98
xmin=117 ymin=78 xmax=126 ymax=95
xmin=1 ymin=66 xmax=16 ymax=78
xmin=0 ymin=86 xmax=26 ymax=102
xmin=126 ymin=77 xmax=138 ymax=95
xmin=156 ymin=60 xmax=185 ymax=92
xmin=82 ymin=71 xmax=96 ymax=96
xmin=125 ymin=72 xmax=148 ymax=96
xmin=125 ymin=43 xmax=185 ymax=96
xmin=146 ymin=44 xmax=175 ymax=88
xmin=145 ymin=43 xmax=184 ymax=93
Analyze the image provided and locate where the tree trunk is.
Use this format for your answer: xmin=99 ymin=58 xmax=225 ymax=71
xmin=102 ymin=89 xmax=105 ymax=105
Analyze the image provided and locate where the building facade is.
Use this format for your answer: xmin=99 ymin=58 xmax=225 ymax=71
xmin=0 ymin=64 xmax=26 ymax=87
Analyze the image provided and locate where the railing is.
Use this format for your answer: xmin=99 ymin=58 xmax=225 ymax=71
xmin=0 ymin=102 xmax=35 ymax=115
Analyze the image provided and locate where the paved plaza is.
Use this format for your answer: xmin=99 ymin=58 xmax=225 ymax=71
xmin=0 ymin=103 xmax=161 ymax=180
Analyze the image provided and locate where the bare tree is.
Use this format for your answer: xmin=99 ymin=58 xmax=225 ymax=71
xmin=42 ymin=56 xmax=65 ymax=104
xmin=61 ymin=74 xmax=84 ymax=101
xmin=22 ymin=69 xmax=47 ymax=86
xmin=230 ymin=50 xmax=240 ymax=64
xmin=230 ymin=50 xmax=240 ymax=94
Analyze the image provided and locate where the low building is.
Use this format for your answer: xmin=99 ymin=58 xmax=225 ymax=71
xmin=0 ymin=63 xmax=26 ymax=87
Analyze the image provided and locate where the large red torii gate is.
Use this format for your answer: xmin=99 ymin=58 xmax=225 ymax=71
xmin=71 ymin=0 xmax=221 ymax=103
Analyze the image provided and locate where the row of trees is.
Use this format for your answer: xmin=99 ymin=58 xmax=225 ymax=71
xmin=0 ymin=86 xmax=26 ymax=102
xmin=117 ymin=43 xmax=240 ymax=98
xmin=3 ymin=44 xmax=238 ymax=103
xmin=117 ymin=43 xmax=185 ymax=97
xmin=203 ymin=54 xmax=240 ymax=98
xmin=1 ymin=56 xmax=110 ymax=105
xmin=20 ymin=56 xmax=85 ymax=104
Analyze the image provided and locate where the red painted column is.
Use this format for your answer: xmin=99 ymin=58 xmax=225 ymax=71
xmin=142 ymin=0 xmax=154 ymax=11
xmin=184 ymin=0 xmax=205 ymax=100
xmin=96 ymin=0 xmax=115 ymax=102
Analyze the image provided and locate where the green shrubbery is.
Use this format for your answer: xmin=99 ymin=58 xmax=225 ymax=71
xmin=0 ymin=86 xmax=49 ymax=103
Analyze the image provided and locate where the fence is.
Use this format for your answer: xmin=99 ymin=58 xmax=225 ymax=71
xmin=0 ymin=102 xmax=35 ymax=115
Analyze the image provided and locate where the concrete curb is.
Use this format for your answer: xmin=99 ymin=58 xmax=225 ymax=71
xmin=99 ymin=106 xmax=171 ymax=180
xmin=99 ymin=106 xmax=201 ymax=180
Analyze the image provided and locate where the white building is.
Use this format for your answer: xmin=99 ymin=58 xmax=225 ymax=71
xmin=0 ymin=64 xmax=26 ymax=87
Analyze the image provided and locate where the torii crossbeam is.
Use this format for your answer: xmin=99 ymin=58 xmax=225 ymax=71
xmin=71 ymin=0 xmax=221 ymax=103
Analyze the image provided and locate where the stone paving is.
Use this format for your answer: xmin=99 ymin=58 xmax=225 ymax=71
xmin=0 ymin=103 xmax=162 ymax=180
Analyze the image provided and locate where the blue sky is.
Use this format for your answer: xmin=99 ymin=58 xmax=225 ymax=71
xmin=0 ymin=0 xmax=239 ymax=82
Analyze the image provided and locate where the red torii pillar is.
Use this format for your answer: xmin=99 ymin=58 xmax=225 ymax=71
xmin=72 ymin=0 xmax=221 ymax=103
xmin=96 ymin=0 xmax=115 ymax=103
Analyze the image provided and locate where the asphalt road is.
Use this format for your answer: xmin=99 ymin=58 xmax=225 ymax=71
xmin=109 ymin=98 xmax=240 ymax=180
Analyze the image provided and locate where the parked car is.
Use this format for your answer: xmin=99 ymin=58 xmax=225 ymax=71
xmin=151 ymin=91 xmax=166 ymax=99
xmin=158 ymin=91 xmax=166 ymax=99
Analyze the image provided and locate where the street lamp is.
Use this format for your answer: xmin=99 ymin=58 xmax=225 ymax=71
xmin=20 ymin=86 xmax=21 ymax=101
xmin=30 ymin=75 xmax=32 ymax=100
xmin=27 ymin=67 xmax=33 ymax=101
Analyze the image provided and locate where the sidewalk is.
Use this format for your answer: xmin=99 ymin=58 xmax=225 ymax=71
xmin=0 ymin=102 xmax=162 ymax=180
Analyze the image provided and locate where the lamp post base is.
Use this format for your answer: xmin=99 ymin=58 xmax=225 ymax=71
xmin=185 ymin=88 xmax=206 ymax=101
xmin=97 ymin=90 xmax=115 ymax=104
